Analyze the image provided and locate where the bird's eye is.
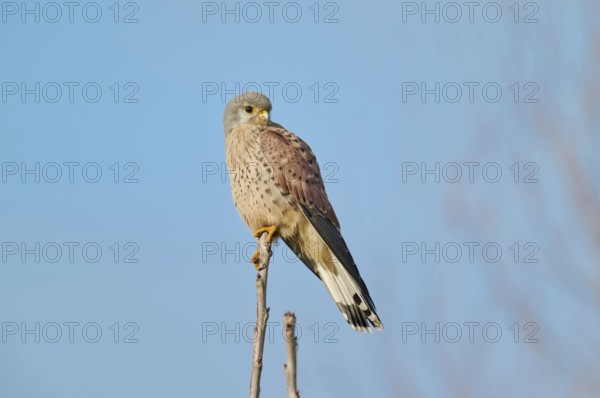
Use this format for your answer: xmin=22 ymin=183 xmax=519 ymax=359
xmin=245 ymin=106 xmax=254 ymax=113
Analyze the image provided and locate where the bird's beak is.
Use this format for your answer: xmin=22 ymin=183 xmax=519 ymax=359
xmin=257 ymin=109 xmax=269 ymax=123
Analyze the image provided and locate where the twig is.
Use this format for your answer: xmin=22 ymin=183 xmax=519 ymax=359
xmin=283 ymin=312 xmax=300 ymax=398
xmin=249 ymin=232 xmax=272 ymax=398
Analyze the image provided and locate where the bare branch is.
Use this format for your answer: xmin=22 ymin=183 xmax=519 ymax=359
xmin=283 ymin=312 xmax=300 ymax=398
xmin=249 ymin=232 xmax=272 ymax=398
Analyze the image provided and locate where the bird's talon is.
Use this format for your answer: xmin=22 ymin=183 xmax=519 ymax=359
xmin=250 ymin=250 xmax=266 ymax=270
xmin=250 ymin=249 xmax=260 ymax=265
xmin=253 ymin=225 xmax=278 ymax=243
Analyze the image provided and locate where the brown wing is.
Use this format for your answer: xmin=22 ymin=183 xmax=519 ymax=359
xmin=259 ymin=127 xmax=339 ymax=227
xmin=259 ymin=126 xmax=381 ymax=329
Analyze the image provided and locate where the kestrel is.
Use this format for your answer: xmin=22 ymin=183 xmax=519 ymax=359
xmin=223 ymin=92 xmax=382 ymax=332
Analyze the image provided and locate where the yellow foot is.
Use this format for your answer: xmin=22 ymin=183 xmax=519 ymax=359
xmin=250 ymin=249 xmax=261 ymax=270
xmin=248 ymin=225 xmax=277 ymax=270
xmin=253 ymin=225 xmax=278 ymax=243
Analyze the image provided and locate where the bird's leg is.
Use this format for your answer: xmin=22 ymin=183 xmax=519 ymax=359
xmin=249 ymin=225 xmax=278 ymax=269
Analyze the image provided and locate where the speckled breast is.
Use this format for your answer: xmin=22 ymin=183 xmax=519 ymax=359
xmin=225 ymin=125 xmax=292 ymax=232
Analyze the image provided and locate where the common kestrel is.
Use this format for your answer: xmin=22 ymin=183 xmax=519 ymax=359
xmin=223 ymin=92 xmax=382 ymax=332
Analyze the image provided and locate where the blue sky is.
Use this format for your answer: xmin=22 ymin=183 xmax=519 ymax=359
xmin=1 ymin=1 xmax=599 ymax=397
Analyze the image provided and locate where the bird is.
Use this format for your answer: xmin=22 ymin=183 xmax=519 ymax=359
xmin=223 ymin=91 xmax=382 ymax=332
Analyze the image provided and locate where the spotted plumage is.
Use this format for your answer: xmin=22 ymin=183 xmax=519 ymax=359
xmin=223 ymin=92 xmax=382 ymax=332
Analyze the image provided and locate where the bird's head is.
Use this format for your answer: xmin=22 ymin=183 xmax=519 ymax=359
xmin=223 ymin=91 xmax=272 ymax=137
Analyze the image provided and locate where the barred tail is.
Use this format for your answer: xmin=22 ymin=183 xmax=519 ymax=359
xmin=316 ymin=256 xmax=383 ymax=333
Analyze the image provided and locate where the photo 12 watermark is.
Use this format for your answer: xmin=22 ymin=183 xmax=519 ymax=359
xmin=200 ymin=161 xmax=339 ymax=185
xmin=401 ymin=82 xmax=539 ymax=104
xmin=401 ymin=241 xmax=540 ymax=264
xmin=1 ymin=2 xmax=140 ymax=24
xmin=201 ymin=321 xmax=340 ymax=344
xmin=1 ymin=162 xmax=140 ymax=184
xmin=1 ymin=241 xmax=140 ymax=264
xmin=201 ymin=2 xmax=339 ymax=24
xmin=401 ymin=2 xmax=539 ymax=24
xmin=401 ymin=162 xmax=539 ymax=183
xmin=201 ymin=81 xmax=340 ymax=104
xmin=1 ymin=321 xmax=140 ymax=343
xmin=202 ymin=240 xmax=321 ymax=265
xmin=1 ymin=82 xmax=139 ymax=104
xmin=401 ymin=321 xmax=539 ymax=343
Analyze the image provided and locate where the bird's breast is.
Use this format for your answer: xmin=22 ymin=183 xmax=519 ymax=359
xmin=225 ymin=126 xmax=295 ymax=234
